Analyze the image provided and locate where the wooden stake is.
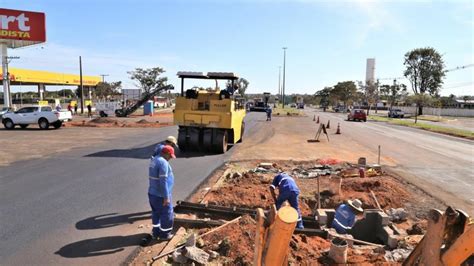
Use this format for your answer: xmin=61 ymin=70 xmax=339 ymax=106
xmin=254 ymin=209 xmax=266 ymax=266
xmin=328 ymin=232 xmax=384 ymax=248
xmin=370 ymin=189 xmax=382 ymax=210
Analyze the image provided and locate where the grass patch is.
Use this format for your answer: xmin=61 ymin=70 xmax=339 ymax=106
xmin=368 ymin=115 xmax=474 ymax=139
xmin=416 ymin=115 xmax=449 ymax=122
xmin=273 ymin=107 xmax=303 ymax=116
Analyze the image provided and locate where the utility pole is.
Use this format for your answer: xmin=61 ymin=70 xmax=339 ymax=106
xmin=79 ymin=56 xmax=84 ymax=114
xmin=278 ymin=66 xmax=281 ymax=105
xmin=282 ymin=47 xmax=287 ymax=107
xmin=100 ymin=74 xmax=109 ymax=83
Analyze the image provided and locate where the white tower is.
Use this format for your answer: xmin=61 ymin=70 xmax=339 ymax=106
xmin=366 ymin=58 xmax=376 ymax=85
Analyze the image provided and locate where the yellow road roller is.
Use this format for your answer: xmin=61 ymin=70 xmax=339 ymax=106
xmin=174 ymin=71 xmax=246 ymax=153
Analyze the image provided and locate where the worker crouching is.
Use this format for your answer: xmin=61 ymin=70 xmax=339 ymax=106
xmin=148 ymin=146 xmax=176 ymax=240
xmin=332 ymin=199 xmax=364 ymax=234
xmin=269 ymin=173 xmax=304 ymax=229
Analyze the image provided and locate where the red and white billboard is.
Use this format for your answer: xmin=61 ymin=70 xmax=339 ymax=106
xmin=0 ymin=8 xmax=46 ymax=48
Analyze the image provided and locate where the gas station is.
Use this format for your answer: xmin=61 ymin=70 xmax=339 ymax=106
xmin=0 ymin=67 xmax=101 ymax=101
xmin=0 ymin=8 xmax=100 ymax=110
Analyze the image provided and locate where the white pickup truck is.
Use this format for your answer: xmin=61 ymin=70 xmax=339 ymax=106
xmin=2 ymin=105 xmax=72 ymax=130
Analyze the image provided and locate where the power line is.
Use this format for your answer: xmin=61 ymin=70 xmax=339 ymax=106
xmin=100 ymin=74 xmax=109 ymax=82
xmin=377 ymin=63 xmax=474 ymax=81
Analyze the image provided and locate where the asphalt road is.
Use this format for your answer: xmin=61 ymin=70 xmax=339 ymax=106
xmin=0 ymin=114 xmax=261 ymax=265
xmin=311 ymin=109 xmax=474 ymax=214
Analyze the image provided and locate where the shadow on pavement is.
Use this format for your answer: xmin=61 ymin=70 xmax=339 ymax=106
xmin=55 ymin=233 xmax=148 ymax=258
xmin=84 ymin=144 xmax=156 ymax=159
xmin=85 ymin=144 xmax=226 ymax=159
xmin=76 ymin=211 xmax=150 ymax=230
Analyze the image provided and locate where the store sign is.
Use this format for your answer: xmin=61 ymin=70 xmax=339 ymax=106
xmin=0 ymin=8 xmax=46 ymax=42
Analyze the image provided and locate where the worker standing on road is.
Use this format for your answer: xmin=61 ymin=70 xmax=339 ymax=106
xmin=152 ymin=136 xmax=178 ymax=157
xmin=87 ymin=103 xmax=92 ymax=118
xmin=266 ymin=107 xmax=272 ymax=121
xmin=331 ymin=199 xmax=364 ymax=234
xmin=148 ymin=146 xmax=176 ymax=240
xmin=269 ymin=173 xmax=304 ymax=229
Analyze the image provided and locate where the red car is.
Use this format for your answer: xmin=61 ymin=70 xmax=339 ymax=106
xmin=347 ymin=109 xmax=367 ymax=122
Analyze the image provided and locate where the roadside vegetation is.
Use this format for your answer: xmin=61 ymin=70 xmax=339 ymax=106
xmin=272 ymin=104 xmax=303 ymax=116
xmin=369 ymin=115 xmax=474 ymax=140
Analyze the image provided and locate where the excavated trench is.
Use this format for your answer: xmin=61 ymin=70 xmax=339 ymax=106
xmin=176 ymin=159 xmax=442 ymax=264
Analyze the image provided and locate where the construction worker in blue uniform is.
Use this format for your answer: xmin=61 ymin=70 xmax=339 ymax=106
xmin=152 ymin=136 xmax=178 ymax=157
xmin=269 ymin=173 xmax=304 ymax=229
xmin=266 ymin=107 xmax=272 ymax=121
xmin=148 ymin=145 xmax=176 ymax=240
xmin=331 ymin=199 xmax=363 ymax=234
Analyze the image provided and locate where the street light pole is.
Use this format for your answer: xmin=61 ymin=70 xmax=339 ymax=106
xmin=278 ymin=66 xmax=281 ymax=105
xmin=282 ymin=47 xmax=287 ymax=107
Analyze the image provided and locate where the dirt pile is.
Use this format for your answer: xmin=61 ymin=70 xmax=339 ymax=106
xmin=200 ymin=215 xmax=256 ymax=265
xmin=289 ymin=235 xmax=331 ymax=263
xmin=89 ymin=117 xmax=118 ymax=124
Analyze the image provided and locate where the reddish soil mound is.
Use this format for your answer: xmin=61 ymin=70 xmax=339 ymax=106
xmin=89 ymin=117 xmax=118 ymax=124
xmin=136 ymin=119 xmax=151 ymax=124
xmin=201 ymin=215 xmax=255 ymax=264
xmin=340 ymin=177 xmax=411 ymax=210
xmin=225 ymin=172 xmax=272 ymax=186
xmin=289 ymin=235 xmax=331 ymax=263
xmin=205 ymin=184 xmax=312 ymax=214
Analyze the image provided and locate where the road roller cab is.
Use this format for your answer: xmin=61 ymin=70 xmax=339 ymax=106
xmin=174 ymin=71 xmax=246 ymax=153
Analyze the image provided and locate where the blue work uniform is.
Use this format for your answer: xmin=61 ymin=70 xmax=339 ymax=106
xmin=331 ymin=203 xmax=356 ymax=234
xmin=270 ymin=173 xmax=303 ymax=229
xmin=148 ymin=156 xmax=174 ymax=238
xmin=152 ymin=143 xmax=165 ymax=157
xmin=266 ymin=108 xmax=272 ymax=121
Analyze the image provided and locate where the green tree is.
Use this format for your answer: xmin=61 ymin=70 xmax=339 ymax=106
xmin=379 ymin=82 xmax=408 ymax=108
xmin=57 ymin=89 xmax=75 ymax=98
xmin=403 ymin=47 xmax=445 ymax=117
xmin=315 ymin=87 xmax=333 ymax=110
xmin=226 ymin=78 xmax=249 ymax=95
xmin=128 ymin=67 xmax=168 ymax=93
xmin=95 ymin=81 xmax=122 ymax=99
xmin=332 ymin=81 xmax=357 ymax=108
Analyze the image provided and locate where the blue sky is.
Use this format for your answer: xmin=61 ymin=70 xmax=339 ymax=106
xmin=3 ymin=0 xmax=473 ymax=96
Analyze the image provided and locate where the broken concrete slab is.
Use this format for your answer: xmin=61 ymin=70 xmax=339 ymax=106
xmin=316 ymin=209 xmax=335 ymax=226
xmin=387 ymin=208 xmax=408 ymax=222
xmin=184 ymin=246 xmax=210 ymax=264
xmin=172 ymin=250 xmax=189 ymax=264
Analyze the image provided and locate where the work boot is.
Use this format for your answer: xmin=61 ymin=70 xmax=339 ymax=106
xmin=296 ymin=221 xmax=304 ymax=229
xmin=159 ymin=233 xmax=175 ymax=241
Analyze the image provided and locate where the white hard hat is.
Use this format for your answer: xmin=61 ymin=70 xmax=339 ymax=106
xmin=166 ymin=136 xmax=178 ymax=146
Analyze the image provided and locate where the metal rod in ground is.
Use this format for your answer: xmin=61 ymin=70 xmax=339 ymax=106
xmin=317 ymin=176 xmax=321 ymax=209
xmin=378 ymin=145 xmax=381 ymax=165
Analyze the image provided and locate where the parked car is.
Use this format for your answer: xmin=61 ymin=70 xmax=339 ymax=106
xmin=334 ymin=106 xmax=347 ymax=112
xmin=0 ymin=107 xmax=11 ymax=119
xmin=2 ymin=105 xmax=72 ymax=130
xmin=347 ymin=109 xmax=367 ymax=122
xmin=290 ymin=103 xmax=297 ymax=108
xmin=388 ymin=108 xmax=405 ymax=118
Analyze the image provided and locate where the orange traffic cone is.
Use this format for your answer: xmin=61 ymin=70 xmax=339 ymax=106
xmin=336 ymin=123 xmax=341 ymax=134
xmin=326 ymin=120 xmax=330 ymax=129
xmin=316 ymin=116 xmax=320 ymax=124
xmin=313 ymin=115 xmax=316 ymax=121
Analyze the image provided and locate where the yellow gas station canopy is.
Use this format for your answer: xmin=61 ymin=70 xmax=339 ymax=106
xmin=1 ymin=67 xmax=101 ymax=86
